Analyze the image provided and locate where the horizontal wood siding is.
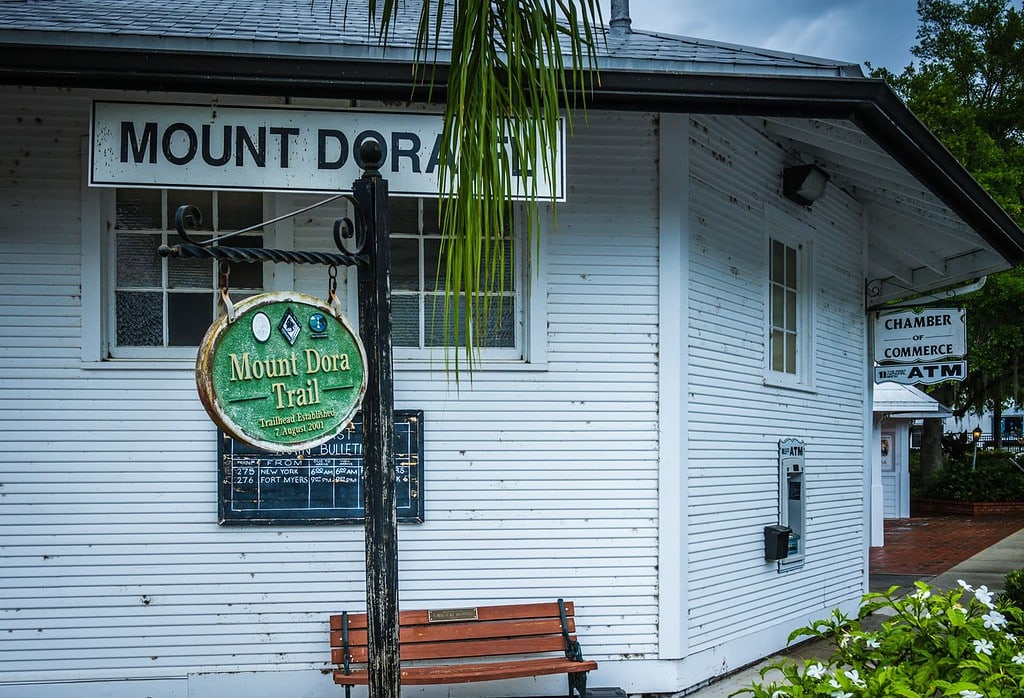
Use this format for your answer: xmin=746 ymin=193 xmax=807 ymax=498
xmin=0 ymin=87 xmax=660 ymax=688
xmin=686 ymin=115 xmax=866 ymax=652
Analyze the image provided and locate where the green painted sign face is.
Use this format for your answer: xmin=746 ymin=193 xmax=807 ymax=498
xmin=196 ymin=292 xmax=367 ymax=453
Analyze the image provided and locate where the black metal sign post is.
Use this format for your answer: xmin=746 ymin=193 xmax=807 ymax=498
xmin=161 ymin=141 xmax=401 ymax=696
xmin=353 ymin=143 xmax=400 ymax=697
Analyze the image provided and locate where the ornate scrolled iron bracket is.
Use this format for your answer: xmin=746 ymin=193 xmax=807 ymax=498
xmin=159 ymin=193 xmax=368 ymax=268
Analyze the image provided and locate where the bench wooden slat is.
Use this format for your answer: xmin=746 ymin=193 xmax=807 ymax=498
xmin=333 ymin=634 xmax=574 ymax=664
xmin=330 ymin=599 xmax=595 ymax=697
xmin=330 ymin=617 xmax=574 ymax=649
xmin=330 ymin=601 xmax=574 ymax=631
xmin=333 ymin=657 xmax=599 ymax=686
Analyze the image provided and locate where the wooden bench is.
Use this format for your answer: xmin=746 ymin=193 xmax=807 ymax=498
xmin=330 ymin=599 xmax=597 ymax=697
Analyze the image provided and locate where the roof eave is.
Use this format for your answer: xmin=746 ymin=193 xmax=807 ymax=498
xmin=2 ymin=42 xmax=1021 ymax=267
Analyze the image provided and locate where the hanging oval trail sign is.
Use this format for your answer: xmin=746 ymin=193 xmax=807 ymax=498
xmin=196 ymin=292 xmax=367 ymax=453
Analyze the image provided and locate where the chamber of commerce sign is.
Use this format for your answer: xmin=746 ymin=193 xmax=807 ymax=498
xmin=89 ymin=101 xmax=565 ymax=200
xmin=873 ymin=307 xmax=966 ymax=385
xmin=873 ymin=307 xmax=966 ymax=364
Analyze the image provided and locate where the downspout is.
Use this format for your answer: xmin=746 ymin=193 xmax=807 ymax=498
xmin=866 ymin=276 xmax=988 ymax=312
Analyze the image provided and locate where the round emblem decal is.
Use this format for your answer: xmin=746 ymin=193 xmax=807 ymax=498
xmin=309 ymin=312 xmax=328 ymax=334
xmin=251 ymin=312 xmax=272 ymax=343
xmin=195 ymin=292 xmax=367 ymax=453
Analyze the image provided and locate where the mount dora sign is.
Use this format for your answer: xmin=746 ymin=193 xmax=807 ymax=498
xmin=196 ymin=292 xmax=367 ymax=453
xmin=89 ymin=101 xmax=565 ymax=200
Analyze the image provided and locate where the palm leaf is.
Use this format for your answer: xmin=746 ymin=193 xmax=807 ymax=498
xmin=367 ymin=0 xmax=603 ymax=379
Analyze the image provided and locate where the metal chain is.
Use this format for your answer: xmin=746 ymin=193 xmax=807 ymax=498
xmin=217 ymin=262 xmax=236 ymax=322
xmin=327 ymin=265 xmax=344 ymax=318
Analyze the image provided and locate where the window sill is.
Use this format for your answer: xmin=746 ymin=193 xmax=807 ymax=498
xmin=763 ymin=376 xmax=818 ymax=394
xmin=81 ymin=358 xmax=550 ymax=373
xmin=396 ymin=359 xmax=548 ymax=373
xmin=81 ymin=359 xmax=196 ymax=371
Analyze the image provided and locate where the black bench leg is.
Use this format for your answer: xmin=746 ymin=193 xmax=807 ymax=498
xmin=569 ymin=671 xmax=587 ymax=698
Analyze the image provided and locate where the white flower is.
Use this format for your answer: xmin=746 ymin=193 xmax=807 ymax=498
xmin=771 ymin=691 xmax=789 ymax=698
xmin=975 ymin=585 xmax=995 ymax=608
xmin=865 ymin=638 xmax=881 ymax=649
xmin=912 ymin=588 xmax=932 ymax=601
xmin=959 ymin=690 xmax=983 ymax=698
xmin=829 ymin=678 xmax=842 ymax=689
xmin=806 ymin=663 xmax=827 ymax=680
xmin=844 ymin=669 xmax=865 ymax=687
xmin=1012 ymin=653 xmax=1024 ymax=665
xmin=952 ymin=603 xmax=967 ymax=615
xmin=982 ymin=610 xmax=1007 ymax=630
xmin=1006 ymin=632 xmax=1017 ymax=643
xmin=830 ymin=692 xmax=853 ymax=698
xmin=958 ymin=579 xmax=975 ymax=592
xmin=973 ymin=638 xmax=994 ymax=656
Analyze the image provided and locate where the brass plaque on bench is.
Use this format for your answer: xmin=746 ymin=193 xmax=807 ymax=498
xmin=427 ymin=607 xmax=479 ymax=623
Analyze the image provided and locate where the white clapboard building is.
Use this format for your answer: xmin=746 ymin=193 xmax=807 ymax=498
xmin=2 ymin=3 xmax=1023 ymax=697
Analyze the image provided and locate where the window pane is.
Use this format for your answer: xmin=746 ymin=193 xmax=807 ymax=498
xmin=390 ymin=198 xmax=419 ymax=235
xmin=771 ymin=284 xmax=784 ymax=329
xmin=478 ymin=237 xmax=514 ymax=291
xmin=116 ymin=233 xmax=162 ymax=287
xmin=771 ymin=240 xmax=785 ymax=283
xmin=116 ymin=189 xmax=162 ymax=230
xmin=392 ymin=294 xmax=420 ymax=347
xmin=482 ymin=298 xmax=515 ymax=348
xmin=226 ymin=236 xmax=264 ymax=289
xmin=168 ymin=292 xmax=213 ymax=346
xmin=116 ymin=291 xmax=163 ymax=346
xmin=391 ymin=239 xmax=420 ymax=291
xmin=785 ymin=290 xmax=797 ymax=332
xmin=167 ymin=190 xmax=213 ymax=231
xmin=785 ymin=332 xmax=797 ymax=374
xmin=168 ymin=256 xmax=211 ymax=289
xmin=786 ymin=245 xmax=798 ymax=288
xmin=218 ymin=191 xmax=263 ymax=231
xmin=423 ymin=238 xmax=443 ymax=292
xmin=421 ymin=197 xmax=441 ymax=235
xmin=426 ymin=295 xmax=467 ymax=347
xmin=770 ymin=329 xmax=785 ymax=372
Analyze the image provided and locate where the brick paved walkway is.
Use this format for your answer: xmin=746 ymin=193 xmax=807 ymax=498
xmin=870 ymin=515 xmax=1024 ymax=575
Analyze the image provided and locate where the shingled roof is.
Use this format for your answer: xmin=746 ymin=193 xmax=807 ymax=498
xmin=0 ymin=0 xmax=860 ymax=78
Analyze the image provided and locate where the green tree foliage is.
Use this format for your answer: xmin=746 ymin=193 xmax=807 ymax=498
xmin=872 ymin=1 xmax=1024 ymax=436
xmin=366 ymin=0 xmax=602 ymax=374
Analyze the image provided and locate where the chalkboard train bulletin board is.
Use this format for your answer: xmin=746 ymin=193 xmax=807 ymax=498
xmin=218 ymin=410 xmax=423 ymax=525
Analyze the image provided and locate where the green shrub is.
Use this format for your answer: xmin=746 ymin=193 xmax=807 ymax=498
xmin=917 ymin=452 xmax=1024 ymax=502
xmin=1003 ymin=569 xmax=1024 ymax=613
xmin=731 ymin=581 xmax=1024 ymax=697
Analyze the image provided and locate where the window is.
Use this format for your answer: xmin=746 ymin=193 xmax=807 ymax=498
xmin=389 ymin=197 xmax=524 ymax=361
xmin=765 ymin=209 xmax=814 ymax=388
xmin=109 ymin=188 xmax=265 ymax=358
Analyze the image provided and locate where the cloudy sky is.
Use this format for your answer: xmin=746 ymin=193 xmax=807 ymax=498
xmin=601 ymin=1 xmax=922 ymax=73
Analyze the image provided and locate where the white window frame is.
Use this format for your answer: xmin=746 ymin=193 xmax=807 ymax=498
xmin=81 ymin=174 xmax=272 ymax=366
xmin=764 ymin=206 xmax=815 ymax=390
xmin=391 ymin=200 xmax=547 ymax=368
xmin=81 ymin=174 xmax=545 ymax=369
